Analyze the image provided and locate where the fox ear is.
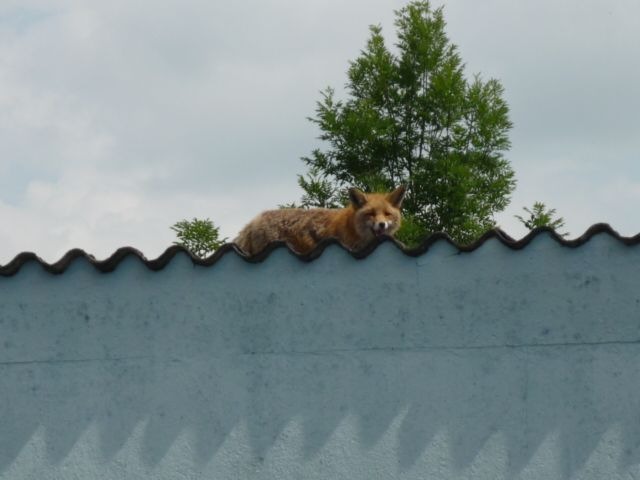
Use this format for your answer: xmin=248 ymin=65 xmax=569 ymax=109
xmin=348 ymin=188 xmax=367 ymax=209
xmin=387 ymin=185 xmax=407 ymax=208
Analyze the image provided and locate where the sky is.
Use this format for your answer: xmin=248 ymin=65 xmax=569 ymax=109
xmin=0 ymin=0 xmax=639 ymax=262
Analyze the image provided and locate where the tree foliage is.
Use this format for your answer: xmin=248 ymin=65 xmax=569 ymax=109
xmin=515 ymin=202 xmax=569 ymax=237
xmin=298 ymin=1 xmax=515 ymax=244
xmin=171 ymin=218 xmax=227 ymax=258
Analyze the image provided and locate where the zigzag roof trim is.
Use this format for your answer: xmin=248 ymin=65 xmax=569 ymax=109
xmin=1 ymin=223 xmax=638 ymax=276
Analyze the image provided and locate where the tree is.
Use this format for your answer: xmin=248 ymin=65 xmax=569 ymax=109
xmin=171 ymin=218 xmax=227 ymax=258
xmin=515 ymin=202 xmax=569 ymax=237
xmin=297 ymin=1 xmax=515 ymax=245
xmin=277 ymin=167 xmax=342 ymax=209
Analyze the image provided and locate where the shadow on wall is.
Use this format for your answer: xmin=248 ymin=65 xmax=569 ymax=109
xmin=2 ymin=344 xmax=640 ymax=477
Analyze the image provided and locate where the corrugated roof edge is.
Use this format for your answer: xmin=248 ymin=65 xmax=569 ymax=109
xmin=1 ymin=223 xmax=638 ymax=277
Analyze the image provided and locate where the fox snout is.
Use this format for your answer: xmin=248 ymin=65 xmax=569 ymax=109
xmin=373 ymin=220 xmax=391 ymax=236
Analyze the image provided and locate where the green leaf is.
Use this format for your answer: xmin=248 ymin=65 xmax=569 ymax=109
xmin=515 ymin=202 xmax=569 ymax=237
xmin=170 ymin=218 xmax=228 ymax=258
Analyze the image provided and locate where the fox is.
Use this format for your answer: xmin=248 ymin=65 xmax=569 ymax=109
xmin=233 ymin=185 xmax=407 ymax=255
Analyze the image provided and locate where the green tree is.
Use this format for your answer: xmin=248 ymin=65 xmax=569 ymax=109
xmin=297 ymin=1 xmax=515 ymax=245
xmin=171 ymin=218 xmax=227 ymax=258
xmin=515 ymin=202 xmax=569 ymax=237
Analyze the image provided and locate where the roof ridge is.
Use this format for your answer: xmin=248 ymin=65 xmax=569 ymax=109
xmin=1 ymin=223 xmax=638 ymax=277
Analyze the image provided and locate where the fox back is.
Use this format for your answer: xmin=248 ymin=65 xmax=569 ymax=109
xmin=233 ymin=185 xmax=407 ymax=255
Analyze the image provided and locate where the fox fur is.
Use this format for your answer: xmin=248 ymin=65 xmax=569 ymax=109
xmin=233 ymin=185 xmax=407 ymax=255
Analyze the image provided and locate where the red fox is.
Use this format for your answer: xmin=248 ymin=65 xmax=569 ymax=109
xmin=233 ymin=185 xmax=407 ymax=255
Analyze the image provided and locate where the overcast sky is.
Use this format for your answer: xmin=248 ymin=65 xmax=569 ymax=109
xmin=0 ymin=0 xmax=639 ymax=262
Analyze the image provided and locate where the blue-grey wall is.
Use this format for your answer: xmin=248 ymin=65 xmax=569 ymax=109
xmin=1 ymin=233 xmax=640 ymax=479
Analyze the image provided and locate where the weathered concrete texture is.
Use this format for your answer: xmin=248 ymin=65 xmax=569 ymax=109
xmin=1 ymin=233 xmax=640 ymax=479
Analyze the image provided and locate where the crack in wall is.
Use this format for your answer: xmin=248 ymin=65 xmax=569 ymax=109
xmin=2 ymin=338 xmax=639 ymax=366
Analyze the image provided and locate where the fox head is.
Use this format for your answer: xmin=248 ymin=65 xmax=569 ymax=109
xmin=348 ymin=185 xmax=407 ymax=240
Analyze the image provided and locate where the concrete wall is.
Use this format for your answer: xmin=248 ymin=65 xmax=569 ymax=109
xmin=1 ymin=232 xmax=640 ymax=479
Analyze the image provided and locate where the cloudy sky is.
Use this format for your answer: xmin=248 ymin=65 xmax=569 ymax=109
xmin=0 ymin=0 xmax=638 ymax=262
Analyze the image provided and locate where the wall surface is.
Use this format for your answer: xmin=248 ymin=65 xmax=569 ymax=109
xmin=1 ymin=230 xmax=640 ymax=479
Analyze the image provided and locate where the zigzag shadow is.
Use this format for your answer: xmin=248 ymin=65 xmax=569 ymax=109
xmin=2 ymin=345 xmax=640 ymax=476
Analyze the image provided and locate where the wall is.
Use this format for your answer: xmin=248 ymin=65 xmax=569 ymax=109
xmin=1 ymin=228 xmax=640 ymax=479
